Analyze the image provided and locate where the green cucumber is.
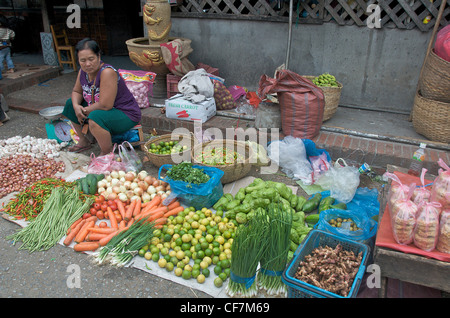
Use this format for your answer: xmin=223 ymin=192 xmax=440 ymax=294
xmin=303 ymin=194 xmax=322 ymax=213
xmin=305 ymin=213 xmax=320 ymax=225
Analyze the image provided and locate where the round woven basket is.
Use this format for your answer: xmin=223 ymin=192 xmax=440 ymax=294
xmin=191 ymin=139 xmax=254 ymax=184
xmin=305 ymin=76 xmax=343 ymax=122
xmin=412 ymin=91 xmax=450 ymax=144
xmin=419 ymin=49 xmax=450 ymax=103
xmin=144 ymin=133 xmax=195 ymax=168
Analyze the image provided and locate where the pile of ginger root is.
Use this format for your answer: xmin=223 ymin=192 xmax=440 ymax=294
xmin=294 ymin=244 xmax=363 ymax=297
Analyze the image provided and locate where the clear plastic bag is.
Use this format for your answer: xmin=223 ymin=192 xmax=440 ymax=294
xmin=431 ymin=158 xmax=450 ymax=210
xmin=119 ymin=69 xmax=156 ymax=109
xmin=118 ymin=141 xmax=143 ymax=172
xmin=309 ymin=152 xmax=331 ymax=184
xmin=437 ymin=209 xmax=450 ymax=254
xmin=412 ymin=168 xmax=431 ymax=205
xmin=413 ymin=201 xmax=441 ymax=251
xmin=391 ymin=184 xmax=418 ymax=245
xmin=315 ymin=159 xmax=360 ymax=203
xmin=267 ymin=136 xmax=313 ymax=184
xmin=384 ymin=172 xmax=412 ymax=217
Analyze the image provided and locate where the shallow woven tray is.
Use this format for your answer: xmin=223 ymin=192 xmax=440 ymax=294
xmin=144 ymin=133 xmax=195 ymax=168
xmin=191 ymin=139 xmax=254 ymax=184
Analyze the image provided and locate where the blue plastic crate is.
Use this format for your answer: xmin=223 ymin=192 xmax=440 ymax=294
xmin=282 ymin=229 xmax=370 ymax=298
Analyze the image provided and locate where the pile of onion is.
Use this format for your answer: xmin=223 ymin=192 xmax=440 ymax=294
xmin=97 ymin=170 xmax=170 ymax=203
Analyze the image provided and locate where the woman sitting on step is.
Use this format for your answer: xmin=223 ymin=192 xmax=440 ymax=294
xmin=62 ymin=38 xmax=141 ymax=155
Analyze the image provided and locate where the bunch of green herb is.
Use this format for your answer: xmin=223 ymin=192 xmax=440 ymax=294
xmin=93 ymin=218 xmax=155 ymax=267
xmin=165 ymin=162 xmax=210 ymax=187
xmin=226 ymin=208 xmax=268 ymax=298
xmin=257 ymin=202 xmax=293 ymax=296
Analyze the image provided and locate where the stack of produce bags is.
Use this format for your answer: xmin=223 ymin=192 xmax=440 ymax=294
xmin=384 ymin=158 xmax=450 ymax=254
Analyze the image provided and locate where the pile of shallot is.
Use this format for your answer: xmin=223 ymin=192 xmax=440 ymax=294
xmin=97 ymin=170 xmax=171 ymax=203
xmin=0 ymin=154 xmax=66 ymax=198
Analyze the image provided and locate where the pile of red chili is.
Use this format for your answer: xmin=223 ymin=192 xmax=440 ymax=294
xmin=1 ymin=178 xmax=75 ymax=221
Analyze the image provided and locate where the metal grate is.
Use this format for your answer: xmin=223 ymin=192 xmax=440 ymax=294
xmin=172 ymin=0 xmax=450 ymax=31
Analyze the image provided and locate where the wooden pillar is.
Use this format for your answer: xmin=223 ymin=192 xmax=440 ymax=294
xmin=41 ymin=0 xmax=51 ymax=33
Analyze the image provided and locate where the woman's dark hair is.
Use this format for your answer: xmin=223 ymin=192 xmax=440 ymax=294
xmin=75 ymin=38 xmax=101 ymax=58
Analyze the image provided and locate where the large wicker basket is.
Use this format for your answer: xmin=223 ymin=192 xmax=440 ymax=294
xmin=144 ymin=133 xmax=195 ymax=168
xmin=418 ymin=49 xmax=450 ymax=103
xmin=412 ymin=91 xmax=450 ymax=144
xmin=304 ymin=76 xmax=343 ymax=122
xmin=191 ymin=139 xmax=254 ymax=184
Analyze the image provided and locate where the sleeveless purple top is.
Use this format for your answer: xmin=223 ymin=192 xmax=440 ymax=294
xmin=79 ymin=62 xmax=141 ymax=123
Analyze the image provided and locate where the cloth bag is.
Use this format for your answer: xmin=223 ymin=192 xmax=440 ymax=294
xmin=160 ymin=38 xmax=195 ymax=77
xmin=258 ymin=69 xmax=325 ymax=139
xmin=178 ymin=69 xmax=215 ymax=103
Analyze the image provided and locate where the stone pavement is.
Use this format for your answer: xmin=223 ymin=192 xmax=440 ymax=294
xmin=0 ymin=58 xmax=448 ymax=175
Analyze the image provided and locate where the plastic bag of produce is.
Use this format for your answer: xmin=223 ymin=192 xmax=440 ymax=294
xmin=119 ymin=69 xmax=156 ymax=109
xmin=118 ymin=141 xmax=143 ymax=172
xmin=316 ymin=208 xmax=377 ymax=245
xmin=412 ymin=168 xmax=431 ymax=205
xmin=158 ymin=164 xmax=224 ymax=209
xmin=213 ymin=81 xmax=236 ymax=110
xmin=384 ymin=172 xmax=412 ymax=217
xmin=437 ymin=209 xmax=450 ymax=253
xmin=413 ymin=200 xmax=441 ymax=252
xmin=391 ymin=184 xmax=418 ymax=245
xmin=430 ymin=159 xmax=450 ymax=210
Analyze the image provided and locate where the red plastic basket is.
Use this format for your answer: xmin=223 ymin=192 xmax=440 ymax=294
xmin=167 ymin=74 xmax=182 ymax=98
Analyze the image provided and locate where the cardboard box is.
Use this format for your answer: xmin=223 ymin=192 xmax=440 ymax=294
xmin=165 ymin=94 xmax=216 ymax=123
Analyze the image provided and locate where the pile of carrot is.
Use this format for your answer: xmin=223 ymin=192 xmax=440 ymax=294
xmin=64 ymin=194 xmax=184 ymax=252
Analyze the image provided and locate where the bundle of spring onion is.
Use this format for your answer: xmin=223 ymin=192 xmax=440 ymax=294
xmin=93 ymin=218 xmax=155 ymax=267
xmin=7 ymin=187 xmax=93 ymax=252
xmin=257 ymin=202 xmax=293 ymax=296
xmin=226 ymin=208 xmax=268 ymax=298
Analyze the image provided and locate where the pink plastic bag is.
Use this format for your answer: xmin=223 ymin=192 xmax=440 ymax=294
xmin=384 ymin=172 xmax=412 ymax=217
xmin=87 ymin=144 xmax=121 ymax=174
xmin=119 ymin=69 xmax=156 ymax=109
xmin=437 ymin=209 xmax=450 ymax=254
xmin=413 ymin=200 xmax=441 ymax=251
xmin=391 ymin=184 xmax=418 ymax=245
xmin=435 ymin=25 xmax=450 ymax=62
xmin=431 ymin=158 xmax=450 ymax=210
xmin=412 ymin=168 xmax=431 ymax=205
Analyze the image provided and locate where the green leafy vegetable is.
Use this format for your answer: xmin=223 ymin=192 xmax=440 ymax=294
xmin=165 ymin=162 xmax=210 ymax=187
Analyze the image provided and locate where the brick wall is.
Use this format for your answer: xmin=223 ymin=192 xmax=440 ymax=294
xmin=53 ymin=8 xmax=108 ymax=55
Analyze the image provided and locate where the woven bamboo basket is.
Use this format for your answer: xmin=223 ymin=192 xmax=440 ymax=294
xmin=305 ymin=75 xmax=343 ymax=122
xmin=412 ymin=91 xmax=450 ymax=144
xmin=191 ymin=139 xmax=254 ymax=184
xmin=418 ymin=49 xmax=450 ymax=103
xmin=144 ymin=133 xmax=195 ymax=168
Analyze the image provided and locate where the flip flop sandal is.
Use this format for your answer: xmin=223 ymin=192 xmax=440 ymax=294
xmin=68 ymin=144 xmax=92 ymax=153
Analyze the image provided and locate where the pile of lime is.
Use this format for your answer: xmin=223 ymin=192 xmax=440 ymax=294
xmin=138 ymin=206 xmax=237 ymax=287
xmin=147 ymin=140 xmax=188 ymax=155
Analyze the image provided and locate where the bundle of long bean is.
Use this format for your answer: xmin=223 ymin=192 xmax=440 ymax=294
xmin=226 ymin=208 xmax=268 ymax=298
xmin=257 ymin=202 xmax=293 ymax=296
xmin=7 ymin=187 xmax=93 ymax=252
xmin=93 ymin=218 xmax=156 ymax=267
xmin=1 ymin=178 xmax=79 ymax=221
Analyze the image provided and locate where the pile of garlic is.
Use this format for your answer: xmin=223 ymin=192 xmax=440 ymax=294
xmin=0 ymin=135 xmax=68 ymax=159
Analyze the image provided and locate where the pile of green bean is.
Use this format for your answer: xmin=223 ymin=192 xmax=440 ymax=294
xmin=7 ymin=187 xmax=94 ymax=252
